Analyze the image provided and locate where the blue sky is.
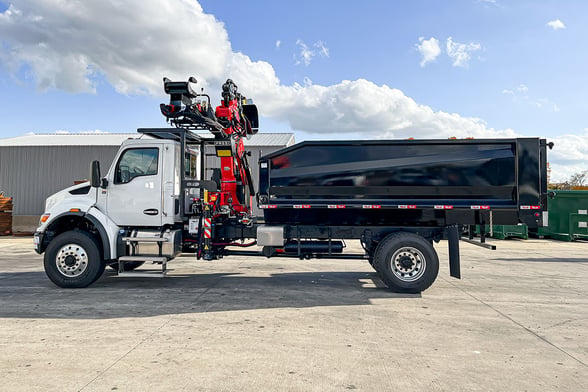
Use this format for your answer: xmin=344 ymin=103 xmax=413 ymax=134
xmin=0 ymin=0 xmax=587 ymax=181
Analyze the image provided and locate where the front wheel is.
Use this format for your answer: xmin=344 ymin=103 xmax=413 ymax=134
xmin=373 ymin=232 xmax=439 ymax=293
xmin=44 ymin=231 xmax=105 ymax=288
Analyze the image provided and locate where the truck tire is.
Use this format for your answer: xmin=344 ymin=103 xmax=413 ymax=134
xmin=373 ymin=232 xmax=439 ymax=293
xmin=44 ymin=231 xmax=105 ymax=288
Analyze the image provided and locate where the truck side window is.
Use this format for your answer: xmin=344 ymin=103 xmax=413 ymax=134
xmin=114 ymin=148 xmax=159 ymax=184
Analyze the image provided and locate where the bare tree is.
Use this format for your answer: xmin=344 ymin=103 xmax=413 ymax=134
xmin=558 ymin=170 xmax=588 ymax=189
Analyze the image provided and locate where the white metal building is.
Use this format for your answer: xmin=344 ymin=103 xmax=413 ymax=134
xmin=0 ymin=132 xmax=294 ymax=232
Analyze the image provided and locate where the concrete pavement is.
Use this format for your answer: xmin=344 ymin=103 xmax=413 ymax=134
xmin=0 ymin=236 xmax=586 ymax=391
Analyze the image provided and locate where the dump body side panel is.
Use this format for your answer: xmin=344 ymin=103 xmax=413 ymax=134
xmin=258 ymin=138 xmax=546 ymax=228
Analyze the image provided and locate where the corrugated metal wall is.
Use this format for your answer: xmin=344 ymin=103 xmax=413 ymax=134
xmin=0 ymin=144 xmax=286 ymax=217
xmin=0 ymin=146 xmax=119 ymax=215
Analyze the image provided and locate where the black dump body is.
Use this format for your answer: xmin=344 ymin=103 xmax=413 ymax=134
xmin=258 ymin=138 xmax=548 ymax=228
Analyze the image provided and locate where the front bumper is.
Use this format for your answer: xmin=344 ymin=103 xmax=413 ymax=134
xmin=33 ymin=232 xmax=44 ymax=254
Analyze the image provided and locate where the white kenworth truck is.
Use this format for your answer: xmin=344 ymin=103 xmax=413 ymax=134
xmin=34 ymin=77 xmax=550 ymax=293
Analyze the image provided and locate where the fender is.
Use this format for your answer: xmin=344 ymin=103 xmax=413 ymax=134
xmin=84 ymin=206 xmax=122 ymax=260
xmin=42 ymin=211 xmax=112 ymax=260
xmin=84 ymin=213 xmax=111 ymax=261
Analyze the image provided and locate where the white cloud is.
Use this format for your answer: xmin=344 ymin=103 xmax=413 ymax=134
xmin=295 ymin=40 xmax=313 ymax=66
xmin=0 ymin=0 xmax=231 ymax=94
xmin=416 ymin=37 xmax=441 ymax=67
xmin=446 ymin=37 xmax=481 ymax=67
xmin=476 ymin=0 xmax=503 ymax=9
xmin=314 ymin=40 xmax=329 ymax=58
xmin=418 ymin=36 xmax=481 ymax=68
xmin=294 ymin=39 xmax=329 ymax=66
xmin=535 ymin=98 xmax=560 ymax=112
xmin=0 ymin=0 xmax=586 ymax=179
xmin=275 ymin=40 xmax=281 ymax=49
xmin=516 ymin=84 xmax=529 ymax=94
xmin=548 ymin=131 xmax=588 ymax=181
xmin=547 ymin=19 xmax=566 ymax=30
xmin=502 ymin=84 xmax=559 ymax=112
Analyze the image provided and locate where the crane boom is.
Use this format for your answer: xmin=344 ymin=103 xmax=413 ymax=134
xmin=160 ymin=77 xmax=258 ymax=221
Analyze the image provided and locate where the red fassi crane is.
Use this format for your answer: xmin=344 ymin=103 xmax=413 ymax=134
xmin=160 ymin=77 xmax=259 ymax=218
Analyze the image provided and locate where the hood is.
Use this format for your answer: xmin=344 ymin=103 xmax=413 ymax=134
xmin=45 ymin=181 xmax=92 ymax=211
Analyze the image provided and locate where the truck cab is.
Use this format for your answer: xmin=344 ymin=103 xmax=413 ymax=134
xmin=100 ymin=138 xmax=183 ymax=227
xmin=34 ymin=136 xmax=193 ymax=287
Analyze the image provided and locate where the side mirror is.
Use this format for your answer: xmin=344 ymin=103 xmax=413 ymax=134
xmin=90 ymin=161 xmax=101 ymax=188
xmin=120 ymin=166 xmax=130 ymax=184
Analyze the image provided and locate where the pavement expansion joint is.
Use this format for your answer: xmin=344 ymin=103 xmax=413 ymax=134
xmin=445 ymin=278 xmax=588 ymax=368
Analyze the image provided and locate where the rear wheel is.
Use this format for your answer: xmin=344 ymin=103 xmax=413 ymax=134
xmin=44 ymin=231 xmax=105 ymax=288
xmin=373 ymin=232 xmax=439 ymax=293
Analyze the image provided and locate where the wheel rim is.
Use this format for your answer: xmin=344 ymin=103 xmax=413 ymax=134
xmin=55 ymin=243 xmax=89 ymax=277
xmin=390 ymin=246 xmax=426 ymax=282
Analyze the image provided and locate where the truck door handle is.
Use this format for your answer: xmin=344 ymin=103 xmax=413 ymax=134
xmin=143 ymin=208 xmax=159 ymax=216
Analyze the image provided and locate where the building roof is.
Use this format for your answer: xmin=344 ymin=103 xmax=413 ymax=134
xmin=0 ymin=133 xmax=138 ymax=146
xmin=0 ymin=132 xmax=295 ymax=147
xmin=243 ymin=133 xmax=295 ymax=147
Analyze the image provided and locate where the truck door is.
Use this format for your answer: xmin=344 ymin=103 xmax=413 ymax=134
xmin=105 ymin=146 xmax=163 ymax=226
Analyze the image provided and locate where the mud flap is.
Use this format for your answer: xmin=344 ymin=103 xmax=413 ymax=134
xmin=447 ymin=225 xmax=461 ymax=279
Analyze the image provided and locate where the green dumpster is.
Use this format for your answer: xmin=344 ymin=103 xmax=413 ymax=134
xmin=540 ymin=190 xmax=588 ymax=241
xmin=476 ymin=224 xmax=528 ymax=240
xmin=490 ymin=224 xmax=528 ymax=240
